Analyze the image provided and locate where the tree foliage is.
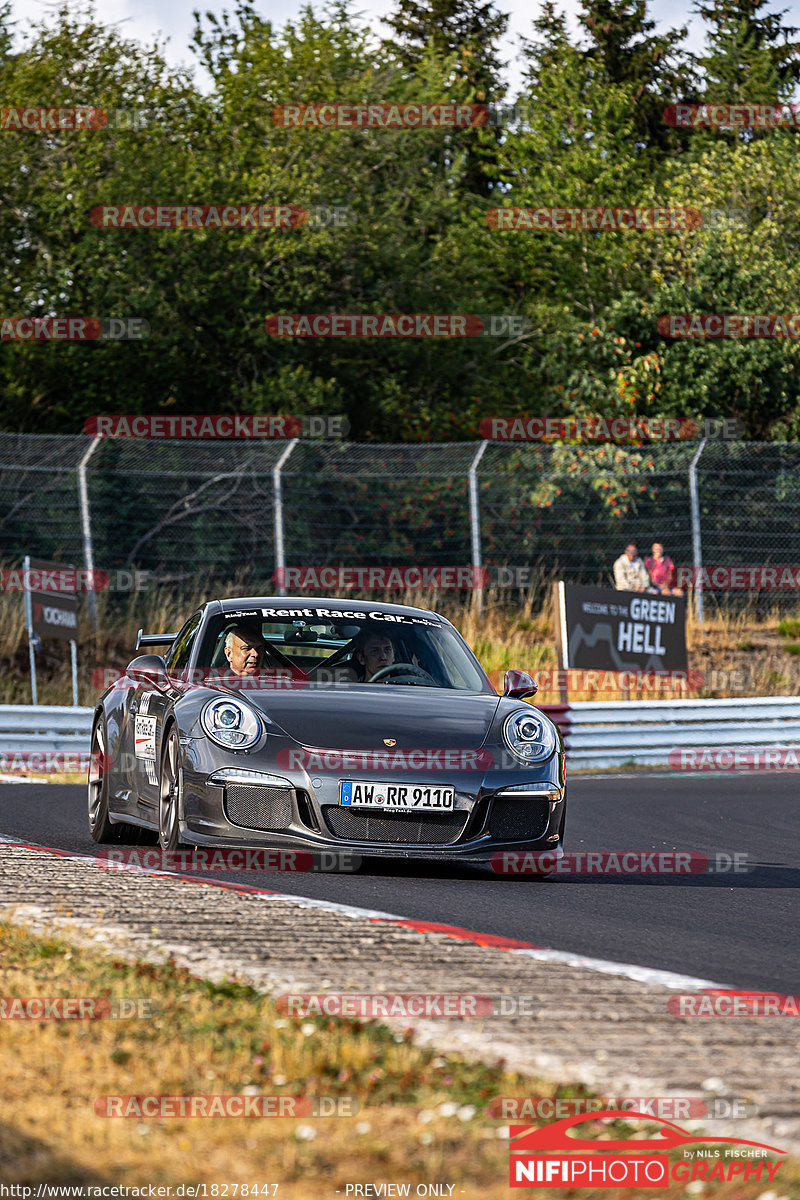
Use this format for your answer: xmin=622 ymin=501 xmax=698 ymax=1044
xmin=1 ymin=0 xmax=800 ymax=439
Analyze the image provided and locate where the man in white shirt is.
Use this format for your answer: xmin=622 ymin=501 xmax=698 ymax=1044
xmin=223 ymin=626 xmax=266 ymax=676
xmin=613 ymin=543 xmax=650 ymax=591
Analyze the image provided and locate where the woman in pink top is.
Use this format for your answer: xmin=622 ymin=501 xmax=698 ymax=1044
xmin=645 ymin=543 xmax=683 ymax=595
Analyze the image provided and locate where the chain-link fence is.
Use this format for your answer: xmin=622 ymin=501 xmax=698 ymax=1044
xmin=1 ymin=434 xmax=799 ymax=616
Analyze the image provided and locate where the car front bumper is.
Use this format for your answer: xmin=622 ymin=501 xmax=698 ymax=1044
xmin=178 ymin=737 xmax=566 ymax=863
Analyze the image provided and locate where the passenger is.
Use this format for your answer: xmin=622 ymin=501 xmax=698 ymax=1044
xmin=223 ymin=625 xmax=266 ymax=677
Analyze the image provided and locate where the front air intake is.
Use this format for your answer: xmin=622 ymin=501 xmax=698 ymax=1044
xmin=224 ymin=784 xmax=293 ymax=831
xmin=488 ymin=794 xmax=550 ymax=840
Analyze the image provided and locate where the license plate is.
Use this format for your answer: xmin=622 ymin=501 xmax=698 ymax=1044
xmin=340 ymin=779 xmax=455 ymax=811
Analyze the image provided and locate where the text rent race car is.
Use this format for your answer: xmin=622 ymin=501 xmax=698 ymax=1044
xmin=88 ymin=598 xmax=566 ymax=867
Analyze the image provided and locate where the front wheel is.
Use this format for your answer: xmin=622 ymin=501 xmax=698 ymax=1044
xmin=158 ymin=724 xmax=184 ymax=850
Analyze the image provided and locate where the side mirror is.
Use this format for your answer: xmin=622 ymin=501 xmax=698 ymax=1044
xmin=503 ymin=669 xmax=538 ymax=700
xmin=126 ymin=654 xmax=168 ymax=689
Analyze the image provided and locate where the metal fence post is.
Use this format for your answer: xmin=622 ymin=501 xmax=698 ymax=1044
xmin=273 ymin=438 xmax=299 ymax=596
xmin=77 ymin=437 xmax=101 ymax=629
xmin=23 ymin=554 xmax=37 ymax=705
xmin=468 ymin=441 xmax=488 ymax=616
xmin=70 ymin=638 xmax=79 ymax=706
xmin=689 ymin=438 xmax=707 ymax=624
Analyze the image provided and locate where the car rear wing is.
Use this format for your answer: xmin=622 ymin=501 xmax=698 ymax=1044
xmin=136 ymin=629 xmax=179 ymax=650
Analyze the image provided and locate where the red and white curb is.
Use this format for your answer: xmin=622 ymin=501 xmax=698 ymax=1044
xmin=0 ymin=834 xmax=728 ymax=992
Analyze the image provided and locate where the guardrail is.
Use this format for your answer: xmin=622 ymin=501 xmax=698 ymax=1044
xmin=1 ymin=699 xmax=799 ymax=776
xmin=541 ymin=696 xmax=800 ymax=769
xmin=0 ymin=705 xmax=94 ymax=774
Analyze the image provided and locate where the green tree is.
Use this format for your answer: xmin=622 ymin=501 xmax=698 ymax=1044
xmin=383 ymin=0 xmax=510 ymax=195
xmin=696 ymin=0 xmax=800 ymax=106
xmin=383 ymin=0 xmax=508 ymax=98
xmin=478 ymin=17 xmax=661 ymax=399
xmin=0 ymin=3 xmax=512 ymax=436
xmin=577 ymin=0 xmax=697 ymax=151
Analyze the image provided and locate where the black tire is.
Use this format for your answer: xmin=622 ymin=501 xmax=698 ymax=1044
xmin=88 ymin=716 xmax=143 ymax=844
xmin=88 ymin=716 xmax=117 ymax=843
xmin=158 ymin=723 xmax=185 ymax=850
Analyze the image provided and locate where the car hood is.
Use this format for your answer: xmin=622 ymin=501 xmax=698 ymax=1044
xmin=244 ymin=686 xmax=502 ymax=749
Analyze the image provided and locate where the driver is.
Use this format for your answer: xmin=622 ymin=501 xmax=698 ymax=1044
xmin=354 ymin=631 xmax=395 ymax=683
xmin=223 ymin=625 xmax=266 ymax=677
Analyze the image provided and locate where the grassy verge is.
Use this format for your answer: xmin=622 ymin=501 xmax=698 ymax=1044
xmin=0 ymin=923 xmax=796 ymax=1196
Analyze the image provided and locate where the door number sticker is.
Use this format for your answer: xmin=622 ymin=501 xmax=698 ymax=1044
xmin=134 ymin=716 xmax=157 ymax=761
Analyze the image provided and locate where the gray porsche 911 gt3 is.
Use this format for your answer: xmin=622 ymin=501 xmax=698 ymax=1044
xmin=88 ymin=597 xmax=566 ymax=866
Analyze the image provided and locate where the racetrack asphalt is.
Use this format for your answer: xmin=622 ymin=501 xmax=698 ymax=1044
xmin=0 ymin=771 xmax=797 ymax=993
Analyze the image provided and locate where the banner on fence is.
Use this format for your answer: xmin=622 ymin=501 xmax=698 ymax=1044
xmin=555 ymin=582 xmax=687 ymax=672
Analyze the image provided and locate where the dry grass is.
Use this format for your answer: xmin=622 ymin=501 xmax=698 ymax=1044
xmin=685 ymin=603 xmax=800 ymax=699
xmin=0 ymin=923 xmax=795 ymax=1196
xmin=1 ymin=571 xmax=800 ymax=706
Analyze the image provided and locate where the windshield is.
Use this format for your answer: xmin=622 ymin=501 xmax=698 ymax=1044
xmin=192 ymin=607 xmax=492 ymax=692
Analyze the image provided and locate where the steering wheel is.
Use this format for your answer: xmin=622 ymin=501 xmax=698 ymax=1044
xmin=368 ymin=663 xmax=438 ymax=686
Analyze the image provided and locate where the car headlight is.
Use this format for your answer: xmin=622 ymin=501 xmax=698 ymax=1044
xmin=201 ymin=698 xmax=262 ymax=750
xmin=503 ymin=708 xmax=556 ymax=764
